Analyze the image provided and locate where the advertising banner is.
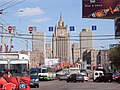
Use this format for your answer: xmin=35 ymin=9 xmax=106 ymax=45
xmin=82 ymin=0 xmax=120 ymax=19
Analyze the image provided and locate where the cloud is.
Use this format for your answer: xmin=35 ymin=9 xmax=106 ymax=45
xmin=31 ymin=17 xmax=50 ymax=23
xmin=17 ymin=7 xmax=44 ymax=16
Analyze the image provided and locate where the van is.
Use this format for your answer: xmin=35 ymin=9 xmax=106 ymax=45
xmin=93 ymin=70 xmax=104 ymax=82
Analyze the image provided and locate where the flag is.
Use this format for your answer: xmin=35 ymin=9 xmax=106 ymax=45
xmin=4 ymin=44 xmax=8 ymax=52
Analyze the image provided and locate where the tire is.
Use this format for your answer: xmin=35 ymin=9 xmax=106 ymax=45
xmin=67 ymin=80 xmax=69 ymax=83
xmin=59 ymin=79 xmax=62 ymax=81
xmin=74 ymin=80 xmax=76 ymax=83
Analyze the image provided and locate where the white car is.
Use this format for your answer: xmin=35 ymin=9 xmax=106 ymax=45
xmin=80 ymin=72 xmax=89 ymax=82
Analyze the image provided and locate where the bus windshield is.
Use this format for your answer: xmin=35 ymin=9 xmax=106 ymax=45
xmin=10 ymin=64 xmax=28 ymax=76
xmin=38 ymin=68 xmax=48 ymax=73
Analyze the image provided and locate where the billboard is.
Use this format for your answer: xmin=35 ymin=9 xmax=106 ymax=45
xmin=44 ymin=58 xmax=59 ymax=67
xmin=115 ymin=17 xmax=120 ymax=38
xmin=82 ymin=0 xmax=120 ymax=19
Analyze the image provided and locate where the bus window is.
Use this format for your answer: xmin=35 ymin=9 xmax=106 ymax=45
xmin=42 ymin=69 xmax=47 ymax=73
xmin=10 ymin=64 xmax=28 ymax=76
xmin=0 ymin=64 xmax=8 ymax=77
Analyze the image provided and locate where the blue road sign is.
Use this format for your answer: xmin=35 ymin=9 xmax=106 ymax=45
xmin=70 ymin=26 xmax=75 ymax=31
xmin=92 ymin=25 xmax=97 ymax=31
xmin=49 ymin=27 xmax=53 ymax=31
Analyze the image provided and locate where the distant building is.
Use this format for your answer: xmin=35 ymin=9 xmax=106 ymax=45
xmin=83 ymin=49 xmax=110 ymax=70
xmin=32 ymin=31 xmax=45 ymax=53
xmin=30 ymin=50 xmax=44 ymax=68
xmin=20 ymin=50 xmax=44 ymax=68
xmin=71 ymin=43 xmax=79 ymax=63
xmin=80 ymin=28 xmax=94 ymax=62
xmin=52 ymin=15 xmax=70 ymax=62
xmin=45 ymin=43 xmax=52 ymax=59
xmin=31 ymin=28 xmax=45 ymax=66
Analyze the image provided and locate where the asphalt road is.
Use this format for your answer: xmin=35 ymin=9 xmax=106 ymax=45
xmin=31 ymin=80 xmax=120 ymax=90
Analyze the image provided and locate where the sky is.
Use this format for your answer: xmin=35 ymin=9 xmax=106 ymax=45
xmin=0 ymin=0 xmax=118 ymax=51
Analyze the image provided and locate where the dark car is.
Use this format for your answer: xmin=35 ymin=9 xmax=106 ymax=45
xmin=95 ymin=72 xmax=115 ymax=82
xmin=58 ymin=74 xmax=69 ymax=81
xmin=30 ymin=75 xmax=39 ymax=88
xmin=66 ymin=73 xmax=84 ymax=83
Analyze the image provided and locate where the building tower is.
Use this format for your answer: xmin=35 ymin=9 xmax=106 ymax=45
xmin=80 ymin=28 xmax=94 ymax=62
xmin=71 ymin=43 xmax=79 ymax=63
xmin=32 ymin=29 xmax=45 ymax=66
xmin=52 ymin=14 xmax=70 ymax=62
xmin=45 ymin=43 xmax=52 ymax=59
xmin=32 ymin=31 xmax=44 ymax=53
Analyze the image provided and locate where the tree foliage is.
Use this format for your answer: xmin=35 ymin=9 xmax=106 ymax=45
xmin=109 ymin=45 xmax=120 ymax=71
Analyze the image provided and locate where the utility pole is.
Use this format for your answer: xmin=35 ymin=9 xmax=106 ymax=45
xmin=0 ymin=25 xmax=4 ymax=52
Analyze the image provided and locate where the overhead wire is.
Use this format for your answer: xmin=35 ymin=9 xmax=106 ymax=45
xmin=0 ymin=0 xmax=15 ymax=8
xmin=2 ymin=0 xmax=26 ymax=11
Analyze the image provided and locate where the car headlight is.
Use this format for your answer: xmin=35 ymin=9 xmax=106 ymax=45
xmin=35 ymin=79 xmax=39 ymax=81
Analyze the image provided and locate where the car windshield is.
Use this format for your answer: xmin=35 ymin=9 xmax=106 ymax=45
xmin=30 ymin=75 xmax=39 ymax=79
xmin=30 ymin=68 xmax=38 ymax=74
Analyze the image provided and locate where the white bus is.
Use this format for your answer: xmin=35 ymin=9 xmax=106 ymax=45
xmin=0 ymin=53 xmax=30 ymax=90
xmin=38 ymin=67 xmax=56 ymax=81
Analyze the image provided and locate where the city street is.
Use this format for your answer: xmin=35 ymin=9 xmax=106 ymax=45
xmin=31 ymin=80 xmax=120 ymax=90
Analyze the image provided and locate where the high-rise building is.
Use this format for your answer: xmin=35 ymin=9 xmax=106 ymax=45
xmin=32 ymin=30 xmax=45 ymax=65
xmin=32 ymin=31 xmax=44 ymax=53
xmin=71 ymin=43 xmax=79 ymax=63
xmin=52 ymin=15 xmax=70 ymax=62
xmin=45 ymin=43 xmax=52 ymax=59
xmin=80 ymin=28 xmax=94 ymax=62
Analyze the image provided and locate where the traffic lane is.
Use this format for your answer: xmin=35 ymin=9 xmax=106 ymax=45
xmin=31 ymin=80 xmax=120 ymax=90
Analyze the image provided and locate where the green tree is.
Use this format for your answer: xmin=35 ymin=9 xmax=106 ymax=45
xmin=109 ymin=45 xmax=120 ymax=72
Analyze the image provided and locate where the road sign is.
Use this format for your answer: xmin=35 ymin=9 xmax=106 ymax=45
xmin=49 ymin=27 xmax=53 ymax=31
xmin=70 ymin=26 xmax=75 ymax=31
xmin=92 ymin=25 xmax=97 ymax=31
xmin=8 ymin=26 xmax=12 ymax=31
xmin=28 ymin=27 xmax=33 ymax=32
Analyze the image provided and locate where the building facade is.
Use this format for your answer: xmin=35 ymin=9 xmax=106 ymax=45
xmin=32 ymin=31 xmax=44 ymax=53
xmin=45 ymin=43 xmax=52 ymax=59
xmin=80 ymin=28 xmax=94 ymax=62
xmin=32 ymin=29 xmax=45 ymax=66
xmin=71 ymin=43 xmax=79 ymax=63
xmin=52 ymin=15 xmax=70 ymax=62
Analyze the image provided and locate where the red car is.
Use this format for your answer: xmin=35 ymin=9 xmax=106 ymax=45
xmin=114 ymin=73 xmax=120 ymax=83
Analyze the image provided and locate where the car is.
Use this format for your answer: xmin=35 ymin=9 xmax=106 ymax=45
xmin=95 ymin=73 xmax=115 ymax=82
xmin=93 ymin=70 xmax=104 ymax=82
xmin=66 ymin=73 xmax=84 ymax=83
xmin=58 ymin=74 xmax=69 ymax=81
xmin=114 ymin=73 xmax=120 ymax=83
xmin=81 ymin=73 xmax=89 ymax=82
xmin=30 ymin=75 xmax=39 ymax=88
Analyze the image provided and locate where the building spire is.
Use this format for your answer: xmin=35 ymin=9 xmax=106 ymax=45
xmin=58 ymin=12 xmax=64 ymax=27
xmin=60 ymin=12 xmax=62 ymax=21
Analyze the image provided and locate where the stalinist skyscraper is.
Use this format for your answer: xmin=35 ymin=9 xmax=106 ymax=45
xmin=52 ymin=15 xmax=70 ymax=62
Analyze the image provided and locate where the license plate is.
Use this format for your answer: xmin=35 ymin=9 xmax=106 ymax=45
xmin=19 ymin=84 xmax=27 ymax=89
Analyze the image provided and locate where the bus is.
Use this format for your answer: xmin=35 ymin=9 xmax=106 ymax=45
xmin=0 ymin=53 xmax=30 ymax=90
xmin=38 ymin=67 xmax=56 ymax=81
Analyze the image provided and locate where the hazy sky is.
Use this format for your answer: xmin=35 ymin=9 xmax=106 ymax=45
xmin=0 ymin=0 xmax=118 ymax=51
